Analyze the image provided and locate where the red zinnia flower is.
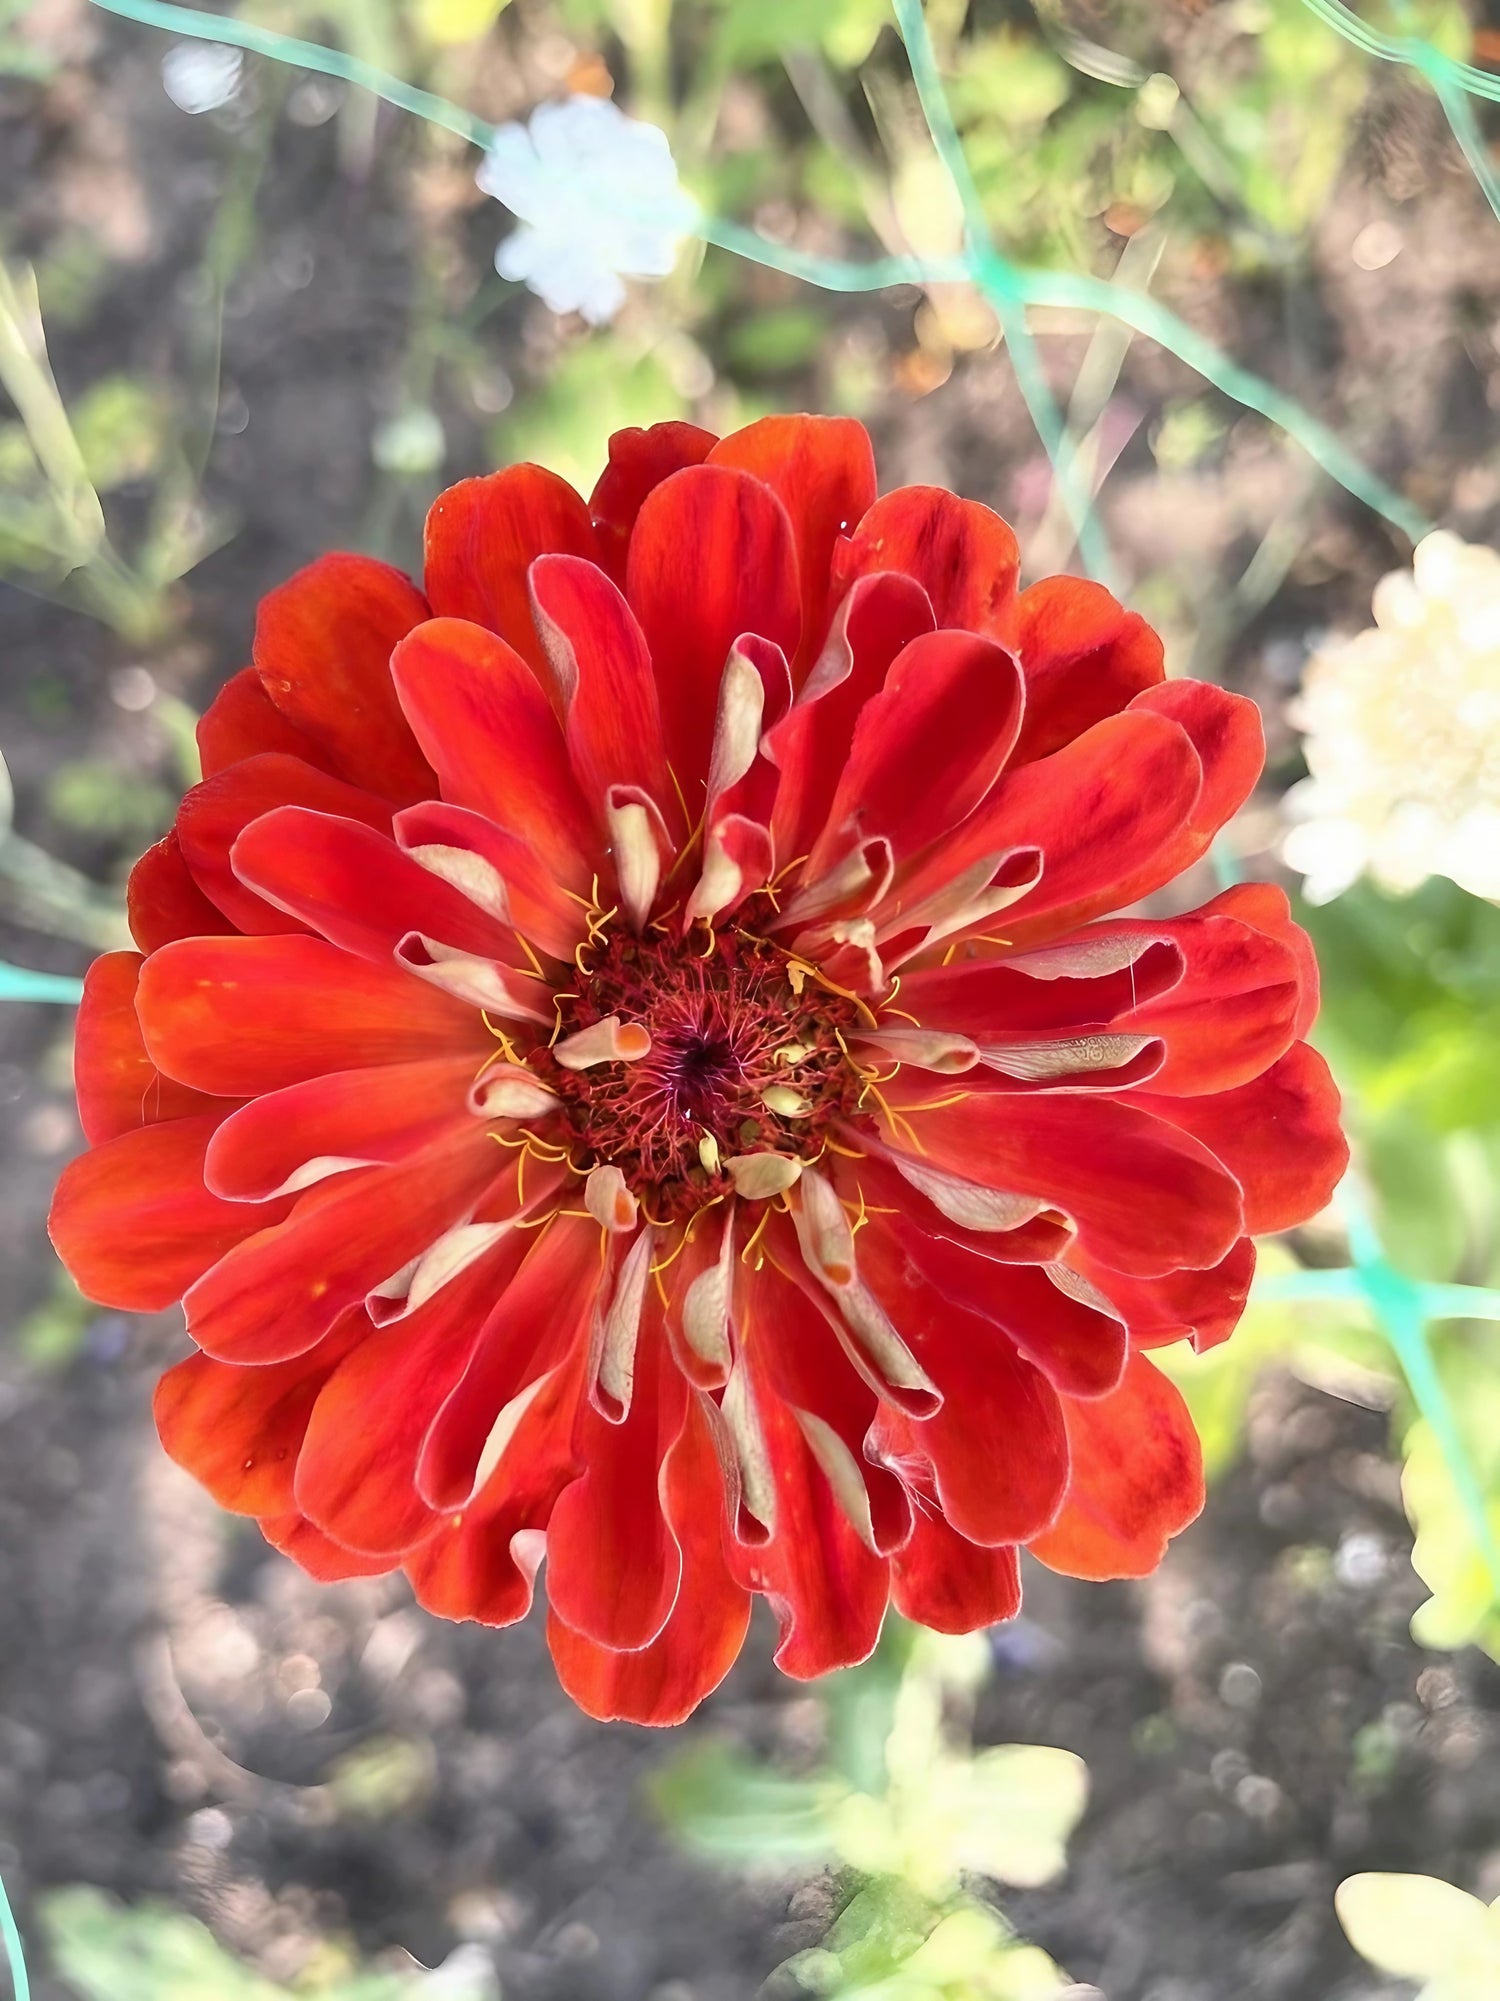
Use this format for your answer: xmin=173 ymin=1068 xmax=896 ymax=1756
xmin=50 ymin=415 xmax=1347 ymax=1724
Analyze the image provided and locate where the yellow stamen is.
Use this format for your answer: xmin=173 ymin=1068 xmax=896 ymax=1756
xmin=739 ymin=1205 xmax=774 ymax=1266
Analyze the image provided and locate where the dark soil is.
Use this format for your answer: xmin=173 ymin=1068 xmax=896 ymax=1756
xmin=5 ymin=6 xmax=1500 ymax=1998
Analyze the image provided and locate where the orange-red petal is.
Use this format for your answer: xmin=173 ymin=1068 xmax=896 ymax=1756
xmin=708 ymin=415 xmax=875 ymax=670
xmin=74 ymin=951 xmax=216 ymax=1143
xmin=137 ymin=933 xmax=487 ymax=1095
xmin=253 ymin=552 xmax=434 ymax=804
xmin=833 ymin=485 xmax=1020 ymax=637
xmin=423 ymin=464 xmax=598 ymax=674
xmin=626 ymin=463 xmax=801 ymax=798
xmin=1003 ymin=575 xmax=1164 ymax=764
xmin=154 ymin=1310 xmax=364 ymax=1516
xmin=197 ymin=665 xmax=337 ymax=778
xmin=50 ymin=1113 xmax=283 ymax=1312
xmin=590 ymin=420 xmax=717 ymax=583
xmin=548 ymin=1395 xmax=749 ymax=1725
xmin=390 ymin=617 xmax=597 ymax=881
xmin=1028 ymin=1352 xmax=1204 ymax=1580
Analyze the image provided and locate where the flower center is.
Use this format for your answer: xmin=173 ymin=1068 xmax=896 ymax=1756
xmin=535 ymin=911 xmax=866 ymax=1221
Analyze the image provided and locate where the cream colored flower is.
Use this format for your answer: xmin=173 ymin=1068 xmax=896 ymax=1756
xmin=1284 ymin=532 xmax=1500 ymax=902
xmin=476 ymin=97 xmax=698 ymax=325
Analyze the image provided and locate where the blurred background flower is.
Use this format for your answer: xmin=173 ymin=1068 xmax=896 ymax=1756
xmin=1284 ymin=533 xmax=1500 ymax=905
xmin=477 ymin=96 xmax=700 ymax=324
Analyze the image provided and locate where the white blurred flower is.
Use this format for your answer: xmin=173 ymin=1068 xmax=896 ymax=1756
xmin=161 ymin=41 xmax=243 ymax=116
xmin=1283 ymin=532 xmax=1500 ymax=903
xmin=476 ymin=96 xmax=699 ymax=325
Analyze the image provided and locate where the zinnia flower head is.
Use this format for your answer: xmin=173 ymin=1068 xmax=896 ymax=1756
xmin=1284 ymin=531 xmax=1500 ymax=904
xmin=51 ymin=415 xmax=1346 ymax=1724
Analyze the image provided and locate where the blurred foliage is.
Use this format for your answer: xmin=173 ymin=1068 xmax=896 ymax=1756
xmin=1302 ymin=879 xmax=1500 ymax=1284
xmin=1156 ymin=1245 xmax=1392 ymax=1480
xmin=656 ymin=1625 xmax=1087 ymax=1996
xmin=1160 ymin=874 xmax=1500 ymax=1673
xmin=0 ymin=257 xmax=224 ymax=643
xmin=1336 ymin=1870 xmax=1500 ymax=2001
xmin=13 ymin=1272 xmax=96 ymax=1371
xmin=0 ymin=0 xmax=61 ymax=79
xmin=0 ymin=747 xmax=129 ymax=949
xmin=328 ymin=1734 xmax=437 ymax=1817
xmin=493 ymin=335 xmax=692 ymax=489
xmin=38 ymin=1887 xmax=498 ymax=2001
xmin=45 ymin=759 xmax=177 ymax=846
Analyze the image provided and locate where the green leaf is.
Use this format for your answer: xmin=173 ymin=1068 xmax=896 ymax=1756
xmin=724 ymin=306 xmax=828 ymax=377
xmin=1404 ymin=1406 xmax=1500 ymax=1659
xmin=650 ymin=1741 xmax=844 ymax=1865
xmin=493 ymin=338 xmax=687 ymax=495
xmin=1335 ymin=1871 xmax=1500 ymax=1993
xmin=39 ymin=1888 xmax=286 ymax=2001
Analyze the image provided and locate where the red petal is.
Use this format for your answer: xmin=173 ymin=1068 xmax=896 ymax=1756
xmin=708 ymin=415 xmax=876 ymax=670
xmin=891 ymin=1511 xmax=1021 ymax=1635
xmin=74 ymin=951 xmax=216 ymax=1142
xmin=729 ymin=1341 xmax=889 ymax=1679
xmin=895 ymin=709 xmax=1202 ymax=938
xmin=830 ymin=1149 xmax=1073 ymax=1268
xmin=1133 ymin=680 xmax=1262 ymax=845
xmin=176 ymin=753 xmax=394 ymax=935
xmin=1122 ymin=907 xmax=1301 ymax=1095
xmin=230 ymin=809 xmax=516 ymax=964
xmin=260 ymin=1512 xmax=393 ymax=1580
xmin=253 ymin=552 xmax=434 ymax=804
xmin=423 ymin=464 xmax=598 ymax=673
xmin=1207 ymin=880 xmax=1321 ymax=1038
xmin=1028 ymin=1352 xmax=1203 ymax=1580
xmin=857 ymin=1228 xmax=1069 ymax=1545
xmin=766 ymin=572 xmax=934 ymax=867
xmin=528 ymin=554 xmax=676 ymax=827
xmin=127 ymin=833 xmax=232 ymax=953
xmin=1127 ymin=1042 xmax=1348 ymax=1235
xmin=154 ymin=1310 xmax=364 ymax=1516
xmin=1075 ymin=1238 xmax=1256 ymax=1356
xmin=999 ymin=680 xmax=1265 ymax=943
xmin=877 ymin=1210 xmax=1126 ymax=1398
xmin=833 ymin=485 xmax=1020 ymax=637
xmin=900 ymin=931 xmax=1185 ymax=1038
xmin=197 ymin=665 xmax=336 ymax=778
xmin=548 ymin=1395 xmax=750 ymax=1725
xmin=626 ymin=464 xmax=801 ymax=800
xmin=590 ymin=421 xmax=717 ymax=583
xmin=405 ymin=1347 xmax=587 ymax=1625
xmin=545 ymin=1305 xmax=691 ymax=1651
xmin=393 ymin=801 xmax=588 ymax=963
xmin=390 ymin=618 xmax=597 ymax=883
xmin=1004 ymin=576 xmax=1164 ymax=764
xmin=294 ymin=1244 xmax=526 ymax=1555
xmin=204 ymin=1055 xmax=483 ymax=1200
xmin=50 ymin=1113 xmax=283 ymax=1312
xmin=137 ymin=933 xmax=487 ymax=1095
xmin=184 ymin=1128 xmax=501 ymax=1364
xmin=808 ymin=628 xmax=1022 ymax=873
xmin=752 ymin=1257 xmax=911 ymax=1555
xmin=885 ymin=1088 xmax=1244 ymax=1278
xmin=416 ymin=1214 xmax=603 ymax=1510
